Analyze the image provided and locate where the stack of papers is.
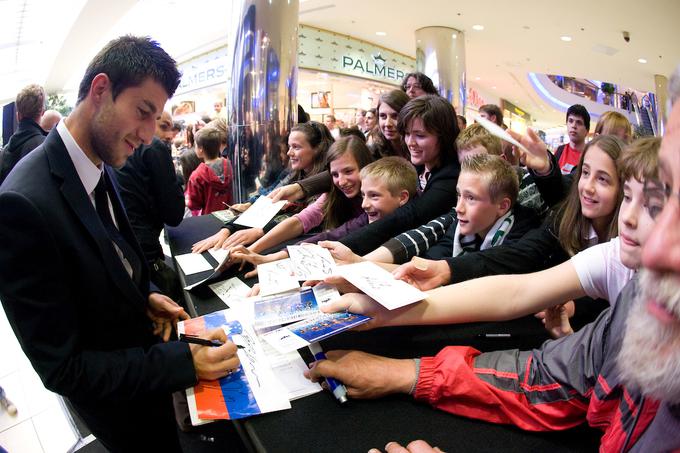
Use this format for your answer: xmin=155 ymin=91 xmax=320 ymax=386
xmin=179 ymin=309 xmax=291 ymax=423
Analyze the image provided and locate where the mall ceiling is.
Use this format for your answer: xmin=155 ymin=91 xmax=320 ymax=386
xmin=1 ymin=0 xmax=678 ymax=129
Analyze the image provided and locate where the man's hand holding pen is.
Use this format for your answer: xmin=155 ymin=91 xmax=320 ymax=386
xmin=188 ymin=328 xmax=241 ymax=381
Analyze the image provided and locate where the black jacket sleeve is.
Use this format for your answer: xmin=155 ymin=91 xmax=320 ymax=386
xmin=142 ymin=142 xmax=185 ymax=227
xmin=528 ymin=151 xmax=572 ymax=208
xmin=445 ymin=213 xmax=566 ymax=284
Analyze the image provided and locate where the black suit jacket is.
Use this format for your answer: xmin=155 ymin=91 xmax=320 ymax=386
xmin=0 ymin=130 xmax=195 ymax=447
xmin=113 ymin=137 xmax=185 ymax=261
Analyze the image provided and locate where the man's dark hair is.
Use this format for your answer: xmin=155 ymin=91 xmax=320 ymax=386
xmin=479 ymin=104 xmax=504 ymax=127
xmin=566 ymin=104 xmax=591 ymax=130
xmin=400 ymin=72 xmax=438 ymax=95
xmin=77 ymin=35 xmax=181 ymax=104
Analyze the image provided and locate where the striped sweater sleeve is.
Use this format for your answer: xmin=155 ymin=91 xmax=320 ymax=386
xmin=381 ymin=209 xmax=456 ymax=264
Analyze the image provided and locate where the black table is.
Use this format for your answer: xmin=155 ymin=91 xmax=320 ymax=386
xmin=167 ymin=214 xmax=601 ymax=453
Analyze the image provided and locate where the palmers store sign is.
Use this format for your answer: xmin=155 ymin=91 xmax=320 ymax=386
xmin=298 ymin=24 xmax=414 ymax=85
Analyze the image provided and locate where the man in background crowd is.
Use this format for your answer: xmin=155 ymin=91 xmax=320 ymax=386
xmin=114 ymin=110 xmax=186 ymax=302
xmin=40 ymin=109 xmax=62 ymax=131
xmin=0 ymin=84 xmax=48 ymax=185
xmin=555 ymin=104 xmax=590 ymax=174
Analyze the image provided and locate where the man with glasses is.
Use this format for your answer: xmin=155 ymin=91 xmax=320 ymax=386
xmin=307 ymin=68 xmax=680 ymax=451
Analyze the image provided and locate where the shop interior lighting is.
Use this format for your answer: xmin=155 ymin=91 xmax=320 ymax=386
xmin=376 ymin=31 xmax=387 ymax=36
xmin=560 ymin=36 xmax=572 ymax=42
xmin=472 ymin=25 xmax=484 ymax=31
xmin=638 ymin=58 xmax=647 ymax=63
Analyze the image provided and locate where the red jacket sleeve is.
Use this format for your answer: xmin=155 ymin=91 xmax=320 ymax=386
xmin=185 ymin=169 xmax=205 ymax=212
xmin=414 ymin=346 xmax=591 ymax=431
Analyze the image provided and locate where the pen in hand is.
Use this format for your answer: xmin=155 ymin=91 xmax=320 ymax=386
xmin=222 ymin=203 xmax=245 ymax=213
xmin=309 ymin=342 xmax=348 ymax=404
xmin=179 ymin=334 xmax=244 ymax=348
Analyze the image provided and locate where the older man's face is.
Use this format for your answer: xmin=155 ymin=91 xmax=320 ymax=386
xmin=618 ymin=101 xmax=680 ymax=403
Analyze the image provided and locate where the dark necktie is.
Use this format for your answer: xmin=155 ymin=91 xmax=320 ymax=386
xmin=94 ymin=173 xmax=142 ymax=285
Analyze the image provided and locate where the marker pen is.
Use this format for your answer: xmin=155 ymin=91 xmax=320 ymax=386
xmin=308 ymin=342 xmax=348 ymax=404
xmin=179 ymin=334 xmax=244 ymax=348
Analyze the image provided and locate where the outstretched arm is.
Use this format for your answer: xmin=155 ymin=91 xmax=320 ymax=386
xmin=324 ymin=259 xmax=586 ymax=329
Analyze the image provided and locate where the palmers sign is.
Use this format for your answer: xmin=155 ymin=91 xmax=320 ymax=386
xmin=298 ymin=24 xmax=414 ymax=85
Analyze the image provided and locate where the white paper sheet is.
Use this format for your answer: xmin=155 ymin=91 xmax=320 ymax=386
xmin=261 ymin=342 xmax=322 ymax=400
xmin=208 ymin=248 xmax=230 ymax=264
xmin=257 ymin=258 xmax=300 ymax=296
xmin=231 ymin=326 xmax=292 ymax=415
xmin=287 ymin=244 xmax=337 ymax=280
xmin=337 ymin=261 xmax=427 ymax=310
xmin=311 ymin=283 xmax=341 ymax=306
xmin=175 ymin=253 xmax=213 ymax=275
xmin=208 ymin=277 xmax=251 ymax=306
xmin=234 ymin=196 xmax=287 ymax=229
xmin=474 ymin=115 xmax=529 ymax=154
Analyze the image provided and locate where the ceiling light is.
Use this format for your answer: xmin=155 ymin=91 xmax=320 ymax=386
xmin=560 ymin=36 xmax=572 ymax=42
xmin=376 ymin=31 xmax=387 ymax=36
xmin=492 ymin=86 xmax=497 ymax=89
xmin=451 ymin=33 xmax=457 ymax=39
xmin=472 ymin=25 xmax=484 ymax=31
xmin=638 ymin=58 xmax=647 ymax=64
xmin=475 ymin=77 xmax=481 ymax=80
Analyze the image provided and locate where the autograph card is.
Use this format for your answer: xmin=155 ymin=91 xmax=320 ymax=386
xmin=234 ymin=196 xmax=287 ymax=229
xmin=337 ymin=261 xmax=427 ymax=310
xmin=257 ymin=258 xmax=300 ymax=296
xmin=261 ymin=312 xmax=372 ymax=354
xmin=208 ymin=277 xmax=251 ymax=307
xmin=287 ymin=244 xmax=337 ymax=280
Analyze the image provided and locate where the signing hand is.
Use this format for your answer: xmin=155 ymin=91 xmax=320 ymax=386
xmin=507 ymin=128 xmax=551 ymax=174
xmin=304 ymin=350 xmax=416 ymax=399
xmin=192 ymin=228 xmax=231 ymax=253
xmin=147 ymin=293 xmax=190 ymax=342
xmin=189 ymin=328 xmax=241 ymax=381
xmin=222 ymin=228 xmax=265 ymax=248
xmin=369 ymin=440 xmax=446 ymax=453
xmin=320 ymin=293 xmax=391 ymax=330
xmin=318 ymin=240 xmax=363 ymax=264
xmin=268 ymin=183 xmax=304 ymax=202
xmin=392 ymin=257 xmax=450 ymax=291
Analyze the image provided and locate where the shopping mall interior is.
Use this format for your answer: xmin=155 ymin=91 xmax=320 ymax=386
xmin=1 ymin=0 xmax=679 ymax=451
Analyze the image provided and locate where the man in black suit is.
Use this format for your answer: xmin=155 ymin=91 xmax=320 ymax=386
xmin=0 ymin=36 xmax=238 ymax=452
xmin=0 ymin=83 xmax=48 ymax=185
